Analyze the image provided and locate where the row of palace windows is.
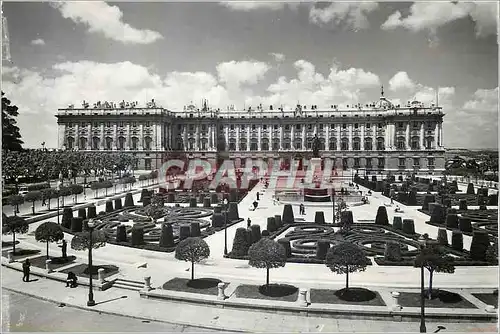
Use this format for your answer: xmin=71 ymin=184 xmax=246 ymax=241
xmin=398 ymin=157 xmax=435 ymax=167
xmin=66 ymin=136 xmax=153 ymax=150
xmin=68 ymin=122 xmax=153 ymax=128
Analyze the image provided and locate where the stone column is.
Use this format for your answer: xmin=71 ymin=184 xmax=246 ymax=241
xmin=183 ymin=126 xmax=187 ymax=151
xmin=247 ymin=127 xmax=250 ymax=151
xmin=433 ymin=122 xmax=439 ymax=149
xmin=360 ymin=124 xmax=364 ymax=151
xmin=100 ymin=123 xmax=105 ymax=150
xmin=297 ymin=288 xmax=308 ymax=307
xmin=45 ymin=259 xmax=53 ymax=273
xmin=291 ymin=125 xmax=295 ymax=150
xmin=420 ymin=122 xmax=425 ymax=149
xmin=74 ymin=123 xmax=79 ymax=151
xmin=336 ymin=125 xmax=341 ymax=151
xmin=325 ymin=125 xmax=330 ymax=151
xmin=348 ymin=123 xmax=353 ymax=150
xmin=279 ymin=125 xmax=283 ymax=151
xmin=113 ymin=123 xmax=118 ymax=150
xmin=217 ymin=282 xmax=227 ymax=300
xmin=439 ymin=121 xmax=443 ymax=148
xmin=391 ymin=291 xmax=402 ymax=311
xmin=302 ymin=126 xmax=306 ymax=151
xmin=143 ymin=276 xmax=152 ymax=291
xmin=195 ymin=124 xmax=200 ymax=151
xmin=98 ymin=268 xmax=105 ymax=284
xmin=140 ymin=124 xmax=145 ymax=150
xmin=236 ymin=127 xmax=240 ymax=152
xmin=405 ymin=122 xmax=410 ymax=150
xmin=258 ymin=125 xmax=262 ymax=151
xmin=87 ymin=123 xmax=92 ymax=150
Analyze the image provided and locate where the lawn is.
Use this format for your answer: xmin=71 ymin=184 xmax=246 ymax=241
xmin=234 ymin=284 xmax=298 ymax=302
xmin=59 ymin=263 xmax=119 ymax=279
xmin=310 ymin=288 xmax=386 ymax=306
xmin=2 ymin=248 xmax=40 ymax=259
xmin=398 ymin=290 xmax=477 ymax=309
xmin=28 ymin=255 xmax=77 ymax=270
xmin=162 ymin=277 xmax=221 ymax=296
xmin=472 ymin=293 xmax=498 ymax=308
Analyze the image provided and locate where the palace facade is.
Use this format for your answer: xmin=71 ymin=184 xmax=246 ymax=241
xmin=56 ymin=91 xmax=446 ymax=174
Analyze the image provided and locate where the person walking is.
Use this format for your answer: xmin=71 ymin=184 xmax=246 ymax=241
xmin=256 ymin=192 xmax=260 ymax=201
xmin=247 ymin=218 xmax=251 ymax=228
xmin=22 ymin=259 xmax=31 ymax=282
xmin=61 ymin=239 xmax=67 ymax=259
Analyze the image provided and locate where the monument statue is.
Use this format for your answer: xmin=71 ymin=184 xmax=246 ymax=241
xmin=312 ymin=134 xmax=321 ymax=158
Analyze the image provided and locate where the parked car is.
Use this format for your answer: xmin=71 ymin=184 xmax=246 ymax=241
xmin=18 ymin=186 xmax=29 ymax=195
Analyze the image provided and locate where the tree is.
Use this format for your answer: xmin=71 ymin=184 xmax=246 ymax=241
xmin=175 ymin=237 xmax=210 ymax=280
xmin=325 ymin=242 xmax=368 ymax=290
xmin=41 ymin=188 xmax=58 ymax=210
xmin=58 ymin=187 xmax=72 ymax=206
xmin=69 ymin=184 xmax=84 ymax=203
xmin=24 ymin=191 xmax=42 ymax=215
xmin=3 ymin=216 xmax=29 ymax=254
xmin=35 ymin=221 xmax=64 ymax=258
xmin=71 ymin=228 xmax=107 ymax=273
xmin=248 ymin=238 xmax=286 ymax=289
xmin=2 ymin=92 xmax=23 ymax=151
xmin=414 ymin=244 xmax=455 ymax=299
xmin=8 ymin=194 xmax=24 ymax=216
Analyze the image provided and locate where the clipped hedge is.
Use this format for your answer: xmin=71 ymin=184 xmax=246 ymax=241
xmin=278 ymin=238 xmax=292 ymax=258
xmin=131 ymin=226 xmax=145 ymax=245
xmin=114 ymin=198 xmax=123 ymax=210
xmin=179 ymin=225 xmax=190 ymax=240
xmin=227 ymin=202 xmax=239 ymax=220
xmin=437 ymin=228 xmax=449 ymax=246
xmin=211 ymin=193 xmax=219 ymax=205
xmin=402 ymin=219 xmax=415 ymax=234
xmin=211 ymin=213 xmax=224 ymax=228
xmin=70 ymin=217 xmax=83 ymax=232
xmin=466 ymin=183 xmax=475 ymax=195
xmin=203 ymin=197 xmax=211 ymax=208
xmin=445 ymin=213 xmax=459 ymax=229
xmin=250 ymin=225 xmax=261 ymax=243
xmin=375 ymin=206 xmax=389 ymax=225
xmin=105 ymin=201 xmax=114 ymax=213
xmin=116 ymin=224 xmax=127 ymax=242
xmin=267 ymin=217 xmax=277 ymax=232
xmin=159 ymin=223 xmax=175 ymax=248
xmin=393 ymin=216 xmax=403 ymax=230
xmin=384 ymin=242 xmax=402 ymax=262
xmin=422 ymin=194 xmax=436 ymax=211
xmin=189 ymin=197 xmax=197 ymax=208
xmin=231 ymin=228 xmax=250 ymax=256
xmin=167 ymin=193 xmax=175 ymax=203
xmin=458 ymin=199 xmax=467 ymax=211
xmin=61 ymin=208 xmax=73 ymax=229
xmin=429 ymin=203 xmax=446 ymax=225
xmin=190 ymin=222 xmax=201 ymax=237
xmin=282 ymin=204 xmax=295 ymax=225
xmin=143 ymin=197 xmax=151 ymax=207
xmin=458 ymin=217 xmax=472 ymax=233
xmin=274 ymin=215 xmax=282 ymax=228
xmin=78 ymin=208 xmax=87 ymax=219
xmin=124 ymin=193 xmax=134 ymax=207
xmin=316 ymin=239 xmax=330 ymax=260
xmin=407 ymin=188 xmax=417 ymax=206
xmin=469 ymin=231 xmax=490 ymax=261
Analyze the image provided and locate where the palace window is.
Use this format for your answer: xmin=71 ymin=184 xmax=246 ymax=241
xmin=144 ymin=159 xmax=151 ymax=170
xmin=319 ymin=124 xmax=323 ymax=130
xmin=413 ymin=158 xmax=420 ymax=166
xmin=201 ymin=139 xmax=208 ymax=150
xmin=342 ymin=158 xmax=348 ymax=169
xmin=285 ymin=125 xmax=290 ymax=131
xmin=378 ymin=158 xmax=385 ymax=168
xmin=118 ymin=137 xmax=126 ymax=150
xmin=230 ymin=124 xmax=234 ymax=130
xmin=92 ymin=137 xmax=100 ymax=150
xmin=105 ymin=137 xmax=112 ymax=150
xmin=189 ymin=124 xmax=194 ymax=131
xmin=376 ymin=138 xmax=385 ymax=150
xmin=428 ymin=158 xmax=435 ymax=166
xmin=239 ymin=140 xmax=247 ymax=151
xmin=294 ymin=138 xmax=302 ymax=150
xmin=352 ymin=137 xmax=360 ymax=151
xmin=308 ymin=124 xmax=313 ymax=130
xmin=263 ymin=125 xmax=267 ymax=130
xmin=146 ymin=121 xmax=150 ymax=127
xmin=354 ymin=123 xmax=359 ymax=129
xmin=272 ymin=139 xmax=279 ymax=151
xmin=283 ymin=140 xmax=290 ymax=150
xmin=296 ymin=124 xmax=301 ymax=130
xmin=79 ymin=138 xmax=87 ymax=150
xmin=178 ymin=124 xmax=182 ymax=130
xmin=342 ymin=123 xmax=347 ymax=129
xmin=261 ymin=139 xmax=269 ymax=151
xmin=201 ymin=124 xmax=207 ymax=131
xmin=398 ymin=122 xmax=404 ymax=129
xmin=378 ymin=123 xmax=383 ymax=129
xmin=252 ymin=124 xmax=256 ymax=130
xmin=341 ymin=138 xmax=349 ymax=151
xmin=131 ymin=137 xmax=139 ymax=150
xmin=330 ymin=124 xmax=335 ymax=129
xmin=366 ymin=123 xmax=371 ymax=129
xmin=399 ymin=158 xmax=406 ymax=167
xmin=273 ymin=124 xmax=279 ymax=130
xmin=354 ymin=158 xmax=360 ymax=168
xmin=364 ymin=138 xmax=373 ymax=151
xmin=229 ymin=139 xmax=236 ymax=151
xmin=411 ymin=137 xmax=420 ymax=150
xmin=144 ymin=136 xmax=152 ymax=150
xmin=397 ymin=137 xmax=406 ymax=150
xmin=329 ymin=140 xmax=336 ymax=151
xmin=241 ymin=124 xmax=245 ymax=130
xmin=365 ymin=158 xmax=372 ymax=168
xmin=250 ymin=139 xmax=258 ymax=151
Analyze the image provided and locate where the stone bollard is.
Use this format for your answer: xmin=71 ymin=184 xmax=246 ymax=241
xmin=391 ymin=291 xmax=402 ymax=311
xmin=217 ymin=282 xmax=227 ymax=300
xmin=485 ymin=305 xmax=496 ymax=313
xmin=98 ymin=268 xmax=105 ymax=284
xmin=45 ymin=259 xmax=53 ymax=273
xmin=143 ymin=276 xmax=152 ymax=291
xmin=8 ymin=252 xmax=14 ymax=263
xmin=297 ymin=288 xmax=308 ymax=307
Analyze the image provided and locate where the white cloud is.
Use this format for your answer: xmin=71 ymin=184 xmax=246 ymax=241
xmin=50 ymin=1 xmax=163 ymax=44
xmin=463 ymin=87 xmax=499 ymax=111
xmin=388 ymin=71 xmax=415 ymax=92
xmin=31 ymin=38 xmax=45 ymax=45
xmin=270 ymin=52 xmax=285 ymax=62
xmin=216 ymin=60 xmax=270 ymax=88
xmin=220 ymin=1 xmax=286 ymax=11
xmin=309 ymin=2 xmax=379 ymax=30
xmin=381 ymin=2 xmax=498 ymax=38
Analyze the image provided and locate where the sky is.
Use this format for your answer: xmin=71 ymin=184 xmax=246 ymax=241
xmin=1 ymin=1 xmax=499 ymax=149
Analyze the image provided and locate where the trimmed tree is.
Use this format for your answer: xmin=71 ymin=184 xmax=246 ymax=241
xmin=469 ymin=231 xmax=490 ymax=261
xmin=248 ymin=238 xmax=286 ymax=290
xmin=175 ymin=237 xmax=210 ymax=281
xmin=34 ymin=221 xmax=64 ymax=258
xmin=69 ymin=184 xmax=84 ymax=203
xmin=159 ymin=223 xmax=174 ymax=248
xmin=24 ymin=191 xmax=42 ymax=215
xmin=466 ymin=183 xmax=475 ymax=195
xmin=414 ymin=245 xmax=455 ymax=299
xmin=9 ymin=194 xmax=24 ymax=216
xmin=3 ymin=216 xmax=29 ymax=254
xmin=384 ymin=242 xmax=402 ymax=262
xmin=325 ymin=242 xmax=368 ymax=290
xmin=70 ymin=229 xmax=107 ymax=274
xmin=375 ymin=206 xmax=389 ymax=225
xmin=231 ymin=228 xmax=251 ymax=256
xmin=282 ymin=204 xmax=295 ymax=225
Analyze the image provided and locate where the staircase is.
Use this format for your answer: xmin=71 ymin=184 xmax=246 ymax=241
xmin=112 ymin=278 xmax=144 ymax=291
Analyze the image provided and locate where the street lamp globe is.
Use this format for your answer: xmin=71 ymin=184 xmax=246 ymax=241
xmin=88 ymin=219 xmax=95 ymax=228
xmin=223 ymin=198 xmax=228 ymax=206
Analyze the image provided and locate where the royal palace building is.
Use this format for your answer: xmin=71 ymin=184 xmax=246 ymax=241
xmin=56 ymin=90 xmax=446 ymax=174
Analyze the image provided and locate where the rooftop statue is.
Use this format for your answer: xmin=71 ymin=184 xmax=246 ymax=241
xmin=312 ymin=134 xmax=321 ymax=158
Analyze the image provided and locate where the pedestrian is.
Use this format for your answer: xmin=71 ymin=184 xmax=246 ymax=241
xmin=247 ymin=218 xmax=251 ymax=228
xmin=252 ymin=201 xmax=258 ymax=211
xmin=66 ymin=272 xmax=78 ymax=288
xmin=256 ymin=192 xmax=260 ymax=201
xmin=22 ymin=259 xmax=31 ymax=282
xmin=41 ymin=195 xmax=46 ymax=206
xmin=61 ymin=239 xmax=67 ymax=259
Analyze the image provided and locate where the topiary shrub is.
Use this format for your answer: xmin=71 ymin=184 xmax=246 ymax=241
xmin=179 ymin=225 xmax=191 ymax=240
xmin=34 ymin=221 xmax=64 ymax=258
xmin=250 ymin=225 xmax=261 ymax=243
xmin=167 ymin=193 xmax=175 ymax=203
xmin=142 ymin=197 xmax=151 ymax=207
xmin=443 ymin=198 xmax=451 ymax=208
xmin=262 ymin=230 xmax=270 ymax=237
xmin=393 ymin=216 xmax=403 ymax=230
xmin=78 ymin=208 xmax=87 ymax=219
xmin=469 ymin=231 xmax=490 ymax=261
xmin=124 ymin=193 xmax=134 ymax=207
xmin=248 ymin=238 xmax=286 ymax=287
xmin=325 ymin=242 xmax=368 ymax=290
xmin=466 ymin=183 xmax=475 ymax=195
xmin=428 ymin=183 xmax=434 ymax=192
xmin=277 ymin=238 xmax=292 ymax=258
xmin=430 ymin=204 xmax=446 ymax=225
xmin=402 ymin=219 xmax=415 ymax=234
xmin=274 ymin=215 xmax=282 ymax=228
xmin=267 ymin=217 xmax=277 ymax=232
xmin=437 ymin=228 xmax=449 ymax=246
xmin=445 ymin=213 xmax=459 ymax=229
xmin=384 ymin=242 xmax=402 ymax=262
xmin=190 ymin=222 xmax=201 ymax=237
xmin=314 ymin=211 xmax=325 ymax=224
xmin=189 ymin=197 xmax=197 ymax=208
xmin=159 ymin=223 xmax=175 ymax=248
xmin=131 ymin=226 xmax=145 ymax=245
xmin=375 ymin=206 xmax=389 ymax=225
xmin=114 ymin=198 xmax=122 ymax=210
xmin=451 ymin=230 xmax=463 ymax=251
xmin=105 ymin=201 xmax=114 ymax=213
xmin=70 ymin=217 xmax=83 ymax=232
xmin=488 ymin=193 xmax=498 ymax=206
xmin=203 ymin=197 xmax=211 ymax=208
xmin=211 ymin=213 xmax=224 ymax=228
xmin=458 ymin=217 xmax=472 ymax=232
xmin=61 ymin=208 xmax=73 ymax=229
xmin=486 ymin=241 xmax=498 ymax=264
xmin=246 ymin=228 xmax=253 ymax=245
xmin=407 ymin=187 xmax=417 ymax=206
xmin=282 ymin=204 xmax=294 ymax=225
xmin=116 ymin=224 xmax=127 ymax=242
xmin=229 ymin=190 xmax=238 ymax=203
xmin=211 ymin=193 xmax=219 ymax=205
xmin=87 ymin=205 xmax=97 ymax=219
xmin=231 ymin=228 xmax=250 ymax=256
xmin=316 ymin=239 xmax=330 ymax=260
xmin=458 ymin=199 xmax=467 ymax=211
xmin=139 ymin=189 xmax=149 ymax=202
xmin=227 ymin=202 xmax=239 ymax=220
xmin=214 ymin=206 xmax=222 ymax=214
xmin=422 ymin=194 xmax=436 ymax=211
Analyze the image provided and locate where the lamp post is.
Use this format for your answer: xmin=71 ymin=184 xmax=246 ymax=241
xmin=418 ymin=234 xmax=428 ymax=333
xmin=223 ymin=198 xmax=228 ymax=256
xmin=331 ymin=190 xmax=335 ymax=224
xmin=87 ymin=219 xmax=96 ymax=307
